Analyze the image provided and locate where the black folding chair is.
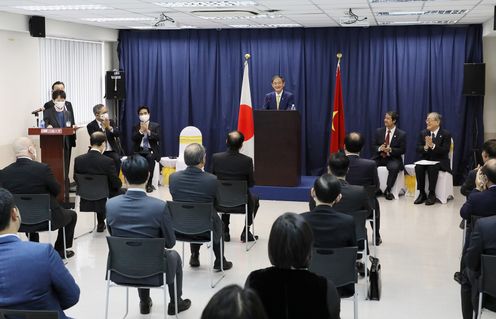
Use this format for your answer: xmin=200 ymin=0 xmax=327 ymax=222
xmin=14 ymin=194 xmax=67 ymax=260
xmin=215 ymin=180 xmax=256 ymax=251
xmin=104 ymin=237 xmax=177 ymax=319
xmin=309 ymin=247 xmax=359 ymax=319
xmin=74 ymin=174 xmax=109 ymax=238
xmin=364 ymin=185 xmax=378 ymax=251
xmin=0 ymin=309 xmax=59 ymax=319
xmin=167 ymin=201 xmax=225 ymax=288
xmin=476 ymin=254 xmax=496 ymax=319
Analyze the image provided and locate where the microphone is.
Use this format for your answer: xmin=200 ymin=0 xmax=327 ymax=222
xmin=31 ymin=107 xmax=45 ymax=115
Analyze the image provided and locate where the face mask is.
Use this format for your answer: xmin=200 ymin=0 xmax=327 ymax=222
xmin=54 ymin=101 xmax=65 ymax=112
xmin=139 ymin=114 xmax=150 ymax=122
xmin=29 ymin=146 xmax=37 ymax=160
xmin=100 ymin=112 xmax=109 ymax=121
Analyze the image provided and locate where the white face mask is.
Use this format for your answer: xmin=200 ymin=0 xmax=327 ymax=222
xmin=99 ymin=112 xmax=109 ymax=121
xmin=29 ymin=146 xmax=37 ymax=160
xmin=54 ymin=101 xmax=65 ymax=112
xmin=139 ymin=114 xmax=150 ymax=122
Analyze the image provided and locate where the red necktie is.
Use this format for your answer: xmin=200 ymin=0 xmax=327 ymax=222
xmin=381 ymin=130 xmax=391 ymax=158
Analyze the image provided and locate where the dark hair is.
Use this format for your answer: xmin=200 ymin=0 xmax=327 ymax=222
xmin=0 ymin=188 xmax=16 ymax=232
xmin=344 ymin=132 xmax=364 ymax=153
xmin=386 ymin=111 xmax=399 ymax=123
xmin=327 ymin=151 xmax=350 ymax=177
xmin=51 ymin=81 xmax=65 ymax=90
xmin=93 ymin=104 xmax=105 ymax=115
xmin=313 ymin=174 xmax=341 ymax=204
xmin=184 ymin=143 xmax=205 ymax=166
xmin=481 ymin=160 xmax=496 ymax=184
xmin=90 ymin=131 xmax=107 ymax=147
xmin=52 ymin=90 xmax=66 ymax=101
xmin=137 ymin=105 xmax=150 ymax=114
xmin=201 ymin=285 xmax=268 ymax=319
xmin=271 ymin=75 xmax=285 ymax=83
xmin=122 ymin=155 xmax=149 ymax=184
xmin=482 ymin=139 xmax=496 ymax=159
xmin=268 ymin=212 xmax=314 ymax=269
xmin=227 ymin=131 xmax=244 ymax=151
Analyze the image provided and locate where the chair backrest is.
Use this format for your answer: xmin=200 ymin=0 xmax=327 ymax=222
xmin=216 ymin=180 xmax=248 ymax=208
xmin=167 ymin=201 xmax=214 ymax=235
xmin=341 ymin=210 xmax=368 ymax=242
xmin=481 ymin=254 xmax=496 ymax=298
xmin=13 ymin=194 xmax=51 ymax=225
xmin=75 ymin=174 xmax=109 ymax=201
xmin=0 ymin=309 xmax=59 ymax=319
xmin=309 ymin=247 xmax=358 ymax=288
xmin=106 ymin=237 xmax=166 ymax=279
xmin=178 ymin=126 xmax=202 ymax=157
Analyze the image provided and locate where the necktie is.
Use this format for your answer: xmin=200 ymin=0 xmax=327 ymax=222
xmin=276 ymin=94 xmax=281 ymax=110
xmin=381 ymin=130 xmax=391 ymax=158
xmin=431 ymin=132 xmax=435 ymax=139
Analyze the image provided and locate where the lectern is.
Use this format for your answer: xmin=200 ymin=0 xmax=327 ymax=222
xmin=254 ymin=110 xmax=301 ymax=186
xmin=28 ymin=127 xmax=76 ymax=203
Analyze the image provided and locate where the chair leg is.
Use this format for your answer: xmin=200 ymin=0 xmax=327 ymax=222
xmin=245 ymin=205 xmax=257 ymax=252
xmin=364 ymin=240 xmax=369 ymax=300
xmin=477 ymin=292 xmax=483 ymax=319
xmin=62 ymin=227 xmax=68 ymax=264
xmin=74 ymin=212 xmax=97 ymax=239
xmin=210 ymin=236 xmax=226 ymax=288
xmin=353 ymin=289 xmax=358 ymax=319
xmin=163 ymin=274 xmax=168 ymax=319
xmin=123 ymin=287 xmax=129 ymax=319
xmin=174 ymin=276 xmax=178 ymax=318
xmin=105 ymin=274 xmax=111 ymax=319
xmin=48 ymin=221 xmax=52 ymax=245
xmin=181 ymin=242 xmax=185 ymax=269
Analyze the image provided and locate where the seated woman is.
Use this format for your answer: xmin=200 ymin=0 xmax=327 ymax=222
xmin=245 ymin=213 xmax=340 ymax=319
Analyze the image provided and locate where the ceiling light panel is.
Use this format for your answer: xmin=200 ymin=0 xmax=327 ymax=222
xmin=155 ymin=1 xmax=257 ymax=7
xmin=13 ymin=4 xmax=111 ymax=11
xmin=82 ymin=17 xmax=156 ymax=22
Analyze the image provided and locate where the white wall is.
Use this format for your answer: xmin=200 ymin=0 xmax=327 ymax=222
xmin=0 ymin=11 xmax=118 ymax=172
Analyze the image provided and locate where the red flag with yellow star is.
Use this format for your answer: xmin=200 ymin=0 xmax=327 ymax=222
xmin=330 ymin=61 xmax=345 ymax=154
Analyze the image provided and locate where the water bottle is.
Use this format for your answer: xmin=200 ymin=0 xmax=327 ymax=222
xmin=39 ymin=119 xmax=45 ymax=128
xmin=290 ymin=104 xmax=296 ymax=111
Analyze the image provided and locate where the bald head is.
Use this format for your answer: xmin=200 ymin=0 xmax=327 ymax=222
xmin=226 ymin=131 xmax=244 ymax=151
xmin=344 ymin=132 xmax=364 ymax=154
xmin=13 ymin=137 xmax=36 ymax=159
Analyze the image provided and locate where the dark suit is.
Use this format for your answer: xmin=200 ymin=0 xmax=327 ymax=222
xmin=169 ymin=166 xmax=224 ymax=259
xmin=132 ymin=121 xmax=161 ymax=187
xmin=211 ymin=150 xmax=259 ymax=229
xmin=461 ymin=169 xmax=477 ymax=198
xmin=87 ymin=119 xmax=122 ymax=173
xmin=372 ymin=127 xmax=406 ymax=191
xmin=415 ymin=128 xmax=452 ymax=193
xmin=74 ymin=150 xmax=123 ymax=224
xmin=106 ymin=190 xmax=183 ymax=303
xmin=263 ymin=90 xmax=295 ymax=110
xmin=346 ymin=154 xmax=381 ymax=239
xmin=0 ymin=158 xmax=77 ymax=253
xmin=461 ymin=216 xmax=496 ymax=319
xmin=0 ymin=235 xmax=80 ymax=319
xmin=43 ymin=101 xmax=76 ymax=192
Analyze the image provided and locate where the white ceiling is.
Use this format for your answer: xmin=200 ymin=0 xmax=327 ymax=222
xmin=0 ymin=0 xmax=494 ymax=30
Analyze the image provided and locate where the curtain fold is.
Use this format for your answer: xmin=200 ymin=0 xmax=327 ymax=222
xmin=118 ymin=25 xmax=483 ymax=184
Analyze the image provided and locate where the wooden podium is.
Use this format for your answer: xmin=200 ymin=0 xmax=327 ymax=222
xmin=28 ymin=127 xmax=76 ymax=203
xmin=254 ymin=110 xmax=301 ymax=186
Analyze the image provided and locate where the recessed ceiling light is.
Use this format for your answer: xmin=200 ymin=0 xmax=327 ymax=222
xmin=199 ymin=13 xmax=282 ymax=20
xmin=230 ymin=23 xmax=300 ymax=28
xmin=377 ymin=11 xmax=425 ymax=16
xmin=128 ymin=25 xmax=198 ymax=29
xmin=13 ymin=4 xmax=110 ymax=11
xmin=155 ymin=1 xmax=257 ymax=8
xmin=379 ymin=20 xmax=457 ymax=25
xmin=82 ymin=17 xmax=155 ymax=22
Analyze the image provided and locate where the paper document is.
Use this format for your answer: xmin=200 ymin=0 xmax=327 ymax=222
xmin=414 ymin=160 xmax=440 ymax=166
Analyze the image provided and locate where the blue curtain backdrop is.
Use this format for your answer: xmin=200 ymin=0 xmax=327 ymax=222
xmin=118 ymin=25 xmax=483 ymax=184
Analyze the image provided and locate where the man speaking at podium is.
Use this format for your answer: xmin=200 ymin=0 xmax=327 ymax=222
xmin=263 ymin=75 xmax=294 ymax=110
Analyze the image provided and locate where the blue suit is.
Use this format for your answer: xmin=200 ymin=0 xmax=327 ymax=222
xmin=263 ymin=90 xmax=295 ymax=110
xmin=0 ymin=235 xmax=80 ymax=319
xmin=460 ymin=187 xmax=496 ymax=221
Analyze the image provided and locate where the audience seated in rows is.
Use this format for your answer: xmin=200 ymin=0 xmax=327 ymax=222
xmin=211 ymin=130 xmax=259 ymax=242
xmin=344 ymin=132 xmax=382 ymax=245
xmin=0 ymin=137 xmax=77 ymax=259
xmin=0 ymin=188 xmax=80 ymax=318
xmin=106 ymin=155 xmax=191 ymax=315
xmin=74 ymin=131 xmax=124 ymax=233
xmin=461 ymin=139 xmax=496 ymax=197
xmin=245 ymin=212 xmax=340 ymax=319
xmin=201 ymin=285 xmax=268 ymax=319
xmin=169 ymin=143 xmax=233 ymax=270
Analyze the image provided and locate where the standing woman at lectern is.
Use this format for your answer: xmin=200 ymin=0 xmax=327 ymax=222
xmin=43 ymin=89 xmax=77 ymax=191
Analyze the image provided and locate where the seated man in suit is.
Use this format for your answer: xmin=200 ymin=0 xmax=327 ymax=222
xmin=211 ymin=131 xmax=259 ymax=242
xmin=461 ymin=139 xmax=496 ymax=198
xmin=0 ymin=188 xmax=80 ymax=319
xmin=0 ymin=137 xmax=77 ymax=258
xmin=461 ymin=215 xmax=496 ymax=319
xmin=132 ymin=105 xmax=161 ymax=193
xmin=263 ymin=75 xmax=295 ymax=110
xmin=169 ymin=143 xmax=233 ymax=270
xmin=87 ymin=104 xmax=122 ymax=174
xmin=344 ymin=132 xmax=382 ymax=245
xmin=106 ymin=155 xmax=191 ymax=315
xmin=414 ymin=112 xmax=452 ymax=206
xmin=74 ymin=132 xmax=124 ymax=232
xmin=372 ymin=111 xmax=406 ymax=200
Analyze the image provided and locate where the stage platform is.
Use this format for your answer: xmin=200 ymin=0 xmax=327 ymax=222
xmin=251 ymin=176 xmax=316 ymax=202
